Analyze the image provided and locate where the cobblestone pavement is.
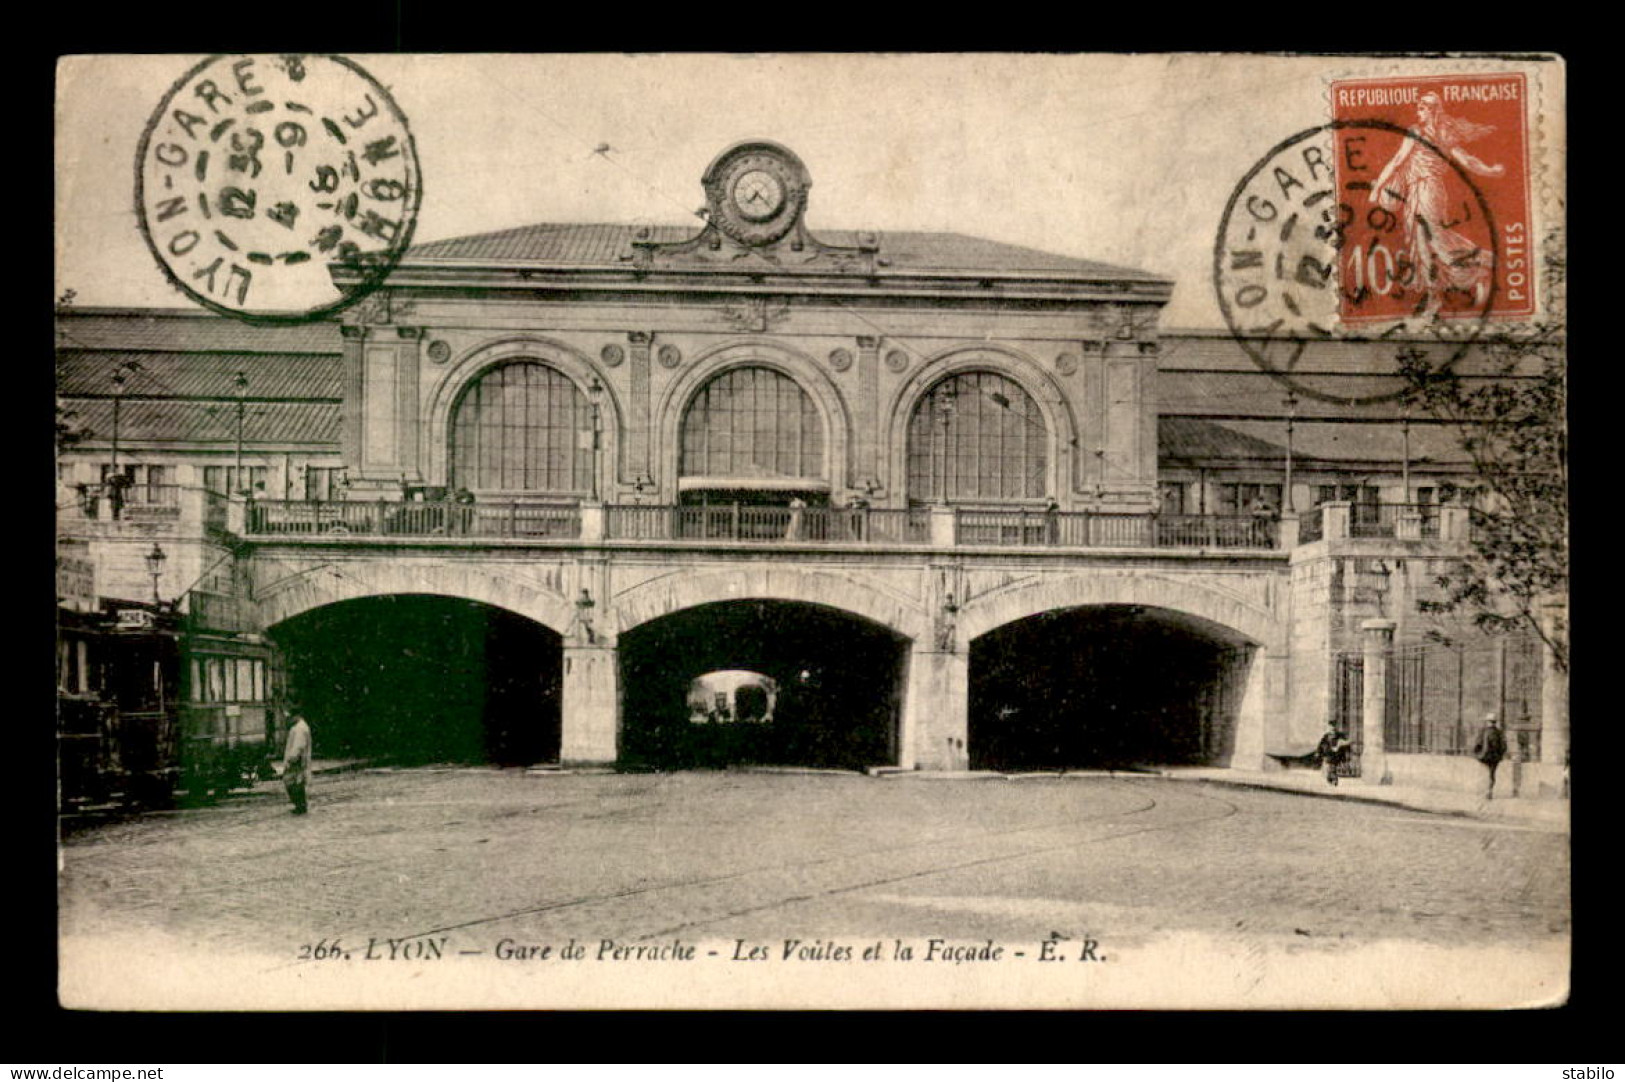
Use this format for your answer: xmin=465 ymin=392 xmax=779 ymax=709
xmin=57 ymin=769 xmax=1569 ymax=1008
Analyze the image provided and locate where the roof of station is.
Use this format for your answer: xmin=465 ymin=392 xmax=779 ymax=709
xmin=402 ymin=223 xmax=1171 ymax=283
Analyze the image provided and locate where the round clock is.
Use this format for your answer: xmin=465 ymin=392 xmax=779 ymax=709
xmin=732 ymin=170 xmax=786 ymax=222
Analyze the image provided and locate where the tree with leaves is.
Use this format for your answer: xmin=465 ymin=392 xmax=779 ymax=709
xmin=1397 ymin=237 xmax=1567 ymax=672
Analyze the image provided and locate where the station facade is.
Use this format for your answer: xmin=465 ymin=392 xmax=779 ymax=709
xmin=57 ymin=142 xmax=1567 ymax=792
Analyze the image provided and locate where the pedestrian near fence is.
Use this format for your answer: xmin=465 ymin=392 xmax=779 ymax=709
xmin=1315 ymin=722 xmax=1351 ymax=787
xmin=1472 ymin=712 xmax=1507 ymax=800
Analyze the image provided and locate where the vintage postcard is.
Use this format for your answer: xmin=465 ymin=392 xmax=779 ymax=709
xmin=54 ymin=52 xmax=1568 ymax=1010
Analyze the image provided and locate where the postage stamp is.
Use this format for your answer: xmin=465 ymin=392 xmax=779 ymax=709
xmin=135 ymin=54 xmax=421 ymax=323
xmin=1330 ymin=72 xmax=1534 ymax=324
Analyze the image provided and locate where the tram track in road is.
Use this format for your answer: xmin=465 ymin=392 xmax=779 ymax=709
xmin=632 ymin=778 xmax=1242 ymax=940
xmin=356 ymin=777 xmax=1239 ymax=957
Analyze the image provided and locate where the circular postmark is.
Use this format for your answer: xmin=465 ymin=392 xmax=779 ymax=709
xmin=1214 ymin=121 xmax=1497 ymax=405
xmin=136 ymin=54 xmax=421 ymax=324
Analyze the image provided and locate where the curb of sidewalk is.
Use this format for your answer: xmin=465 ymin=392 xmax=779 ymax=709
xmin=1161 ymin=770 xmax=1568 ymax=825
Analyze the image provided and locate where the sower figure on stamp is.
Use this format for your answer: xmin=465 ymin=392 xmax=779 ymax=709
xmin=1370 ymin=91 xmax=1506 ymax=317
xmin=1315 ymin=721 xmax=1351 ymax=787
xmin=1472 ymin=712 xmax=1508 ymax=800
xmin=281 ymin=713 xmax=313 ymax=815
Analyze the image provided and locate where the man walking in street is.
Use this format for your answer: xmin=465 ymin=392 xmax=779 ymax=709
xmin=282 ymin=713 xmax=313 ymax=814
xmin=1472 ymin=712 xmax=1508 ymax=800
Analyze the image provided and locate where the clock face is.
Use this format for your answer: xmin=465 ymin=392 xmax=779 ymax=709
xmin=732 ymin=169 xmax=786 ymax=221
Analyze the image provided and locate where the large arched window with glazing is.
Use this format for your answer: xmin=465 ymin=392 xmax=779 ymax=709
xmin=906 ymin=370 xmax=1047 ymax=503
xmin=449 ymin=361 xmax=592 ymax=493
xmin=680 ymin=366 xmax=824 ymax=482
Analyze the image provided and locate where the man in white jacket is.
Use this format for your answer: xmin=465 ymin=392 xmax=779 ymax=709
xmin=282 ymin=715 xmax=313 ymax=814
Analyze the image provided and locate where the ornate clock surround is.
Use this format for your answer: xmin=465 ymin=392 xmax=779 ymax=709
xmin=701 ymin=141 xmax=811 ymax=247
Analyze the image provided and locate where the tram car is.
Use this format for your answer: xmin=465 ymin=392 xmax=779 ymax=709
xmin=57 ymin=602 xmax=279 ymax=809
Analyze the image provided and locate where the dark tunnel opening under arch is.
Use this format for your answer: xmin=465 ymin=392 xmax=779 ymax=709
xmin=269 ymin=594 xmax=562 ymax=766
xmin=618 ymin=599 xmax=909 ymax=771
xmin=969 ymin=604 xmax=1253 ymax=771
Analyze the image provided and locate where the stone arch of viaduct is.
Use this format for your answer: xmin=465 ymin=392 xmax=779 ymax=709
xmin=253 ymin=557 xmax=577 ymax=636
xmin=248 ymin=552 xmax=1284 ymax=770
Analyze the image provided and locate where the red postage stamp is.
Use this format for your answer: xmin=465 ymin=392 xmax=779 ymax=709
xmin=1330 ymin=72 xmax=1534 ymax=323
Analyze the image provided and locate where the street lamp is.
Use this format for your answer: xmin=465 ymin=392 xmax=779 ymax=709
xmin=935 ymin=385 xmax=958 ymax=505
xmin=144 ymin=544 xmax=167 ymax=607
xmin=586 ymin=376 xmax=604 ymax=502
xmin=1284 ymin=394 xmax=1298 ymax=514
xmin=1400 ymin=402 xmax=1412 ymax=505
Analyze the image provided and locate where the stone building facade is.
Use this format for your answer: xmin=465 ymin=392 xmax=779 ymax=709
xmin=56 ymin=141 xmax=1566 ymax=793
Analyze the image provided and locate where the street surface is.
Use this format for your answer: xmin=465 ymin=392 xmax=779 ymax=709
xmin=58 ymin=769 xmax=1570 ymax=1010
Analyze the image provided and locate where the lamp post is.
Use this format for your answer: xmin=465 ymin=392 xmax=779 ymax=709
xmin=587 ymin=376 xmax=604 ymax=502
xmin=1400 ymin=402 xmax=1412 ymax=505
xmin=1284 ymin=394 xmax=1297 ymax=514
xmin=110 ymin=364 xmax=128 ymax=474
xmin=232 ymin=371 xmax=249 ymax=496
xmin=144 ymin=543 xmax=167 ymax=607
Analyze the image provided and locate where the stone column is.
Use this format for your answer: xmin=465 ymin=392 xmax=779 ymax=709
xmin=1539 ymin=601 xmax=1569 ymax=770
xmin=560 ymin=641 xmax=619 ymax=766
xmin=579 ymin=502 xmax=605 ymax=543
xmin=856 ymin=336 xmax=880 ymax=487
xmin=929 ymin=505 xmax=956 ymax=547
xmin=1360 ymin=619 xmax=1395 ymax=785
xmin=627 ymin=332 xmax=652 ymax=486
xmin=1228 ymin=647 xmax=1282 ymax=770
xmin=903 ymin=645 xmax=969 ymax=771
xmin=1277 ymin=514 xmax=1300 ymax=550
xmin=395 ymin=326 xmax=424 ymax=482
xmin=1322 ymin=501 xmax=1352 ymax=540
xmin=339 ymin=323 xmax=366 ymax=470
xmin=1440 ymin=505 xmax=1471 ymax=543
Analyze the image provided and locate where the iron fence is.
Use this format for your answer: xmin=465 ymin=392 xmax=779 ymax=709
xmin=604 ymin=504 xmax=930 ymax=544
xmin=244 ymin=499 xmax=581 ymax=540
xmin=1333 ymin=636 xmax=1545 ymax=761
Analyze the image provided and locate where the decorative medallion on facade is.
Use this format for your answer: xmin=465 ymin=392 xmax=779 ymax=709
xmin=827 ymin=348 xmax=853 ymax=372
xmin=657 ymin=344 xmax=683 ymax=369
xmin=426 ymin=339 xmax=452 ymax=364
xmin=600 ymin=344 xmax=625 ymax=368
xmin=1055 ymin=352 xmax=1080 ymax=376
xmin=884 ymin=349 xmax=910 ymax=373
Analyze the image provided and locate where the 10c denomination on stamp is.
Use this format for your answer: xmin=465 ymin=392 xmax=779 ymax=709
xmin=135 ymin=54 xmax=421 ymax=323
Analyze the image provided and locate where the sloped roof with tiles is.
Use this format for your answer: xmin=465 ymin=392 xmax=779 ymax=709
xmin=403 ymin=223 xmax=1169 ymax=282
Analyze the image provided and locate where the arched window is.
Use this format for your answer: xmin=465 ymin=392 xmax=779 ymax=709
xmin=906 ymin=370 xmax=1047 ymax=502
xmin=450 ymin=362 xmax=592 ymax=493
xmin=680 ymin=366 xmax=823 ymax=480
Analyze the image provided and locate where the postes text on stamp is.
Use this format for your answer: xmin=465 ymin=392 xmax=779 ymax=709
xmin=135 ymin=54 xmax=421 ymax=323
